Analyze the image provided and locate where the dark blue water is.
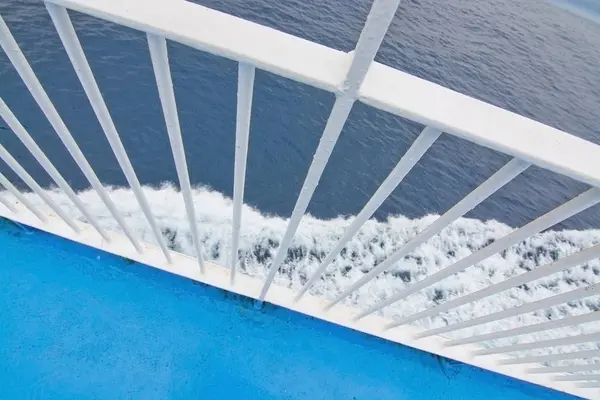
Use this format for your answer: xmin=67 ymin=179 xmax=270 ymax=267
xmin=1 ymin=0 xmax=600 ymax=230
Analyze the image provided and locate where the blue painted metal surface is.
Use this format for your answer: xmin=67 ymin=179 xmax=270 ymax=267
xmin=0 ymin=218 xmax=575 ymax=399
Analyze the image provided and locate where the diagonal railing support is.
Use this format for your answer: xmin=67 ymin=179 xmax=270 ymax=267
xmin=259 ymin=0 xmax=404 ymax=300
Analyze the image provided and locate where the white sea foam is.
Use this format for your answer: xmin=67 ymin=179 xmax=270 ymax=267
xmin=4 ymin=184 xmax=600 ymax=363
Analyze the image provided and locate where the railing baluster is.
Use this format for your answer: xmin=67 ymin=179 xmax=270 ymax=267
xmin=346 ymin=187 xmax=600 ymax=316
xmin=147 ymin=33 xmax=205 ymax=271
xmin=45 ymin=4 xmax=171 ymax=262
xmin=0 ymin=191 xmax=18 ymax=213
xmin=0 ymin=143 xmax=80 ymax=232
xmin=577 ymin=381 xmax=600 ymax=388
xmin=0 ymin=98 xmax=110 ymax=241
xmin=259 ymin=0 xmax=405 ymax=301
xmin=230 ymin=62 xmax=255 ymax=284
xmin=553 ymin=374 xmax=600 ymax=382
xmin=322 ymin=158 xmax=530 ymax=311
xmin=0 ymin=14 xmax=142 ymax=253
xmin=0 ymin=172 xmax=47 ymax=222
xmin=390 ymin=243 xmax=600 ymax=329
xmin=294 ymin=126 xmax=442 ymax=301
xmin=472 ymin=332 xmax=600 ymax=357
xmin=448 ymin=311 xmax=600 ymax=347
xmin=497 ymin=349 xmax=600 ymax=365
xmin=414 ymin=283 xmax=600 ymax=339
xmin=528 ymin=363 xmax=600 ymax=374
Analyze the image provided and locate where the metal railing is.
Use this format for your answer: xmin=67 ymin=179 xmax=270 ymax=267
xmin=1 ymin=0 xmax=599 ymax=397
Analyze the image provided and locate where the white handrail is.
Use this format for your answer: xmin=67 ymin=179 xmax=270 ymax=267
xmin=44 ymin=0 xmax=600 ymax=190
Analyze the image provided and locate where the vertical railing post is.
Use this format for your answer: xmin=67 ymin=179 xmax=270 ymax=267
xmin=0 ymin=172 xmax=47 ymax=222
xmin=259 ymin=0 xmax=403 ymax=301
xmin=230 ymin=62 xmax=255 ymax=284
xmin=0 ymin=143 xmax=80 ymax=232
xmin=0 ymin=98 xmax=110 ymax=241
xmin=147 ymin=33 xmax=205 ymax=272
xmin=45 ymin=3 xmax=172 ymax=262
xmin=294 ymin=126 xmax=442 ymax=301
xmin=0 ymin=192 xmax=18 ymax=213
xmin=0 ymin=14 xmax=143 ymax=253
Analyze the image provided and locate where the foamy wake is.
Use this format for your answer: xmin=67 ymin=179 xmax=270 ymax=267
xmin=6 ymin=184 xmax=600 ymax=364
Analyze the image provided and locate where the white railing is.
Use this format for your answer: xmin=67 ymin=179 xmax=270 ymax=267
xmin=1 ymin=0 xmax=600 ymax=398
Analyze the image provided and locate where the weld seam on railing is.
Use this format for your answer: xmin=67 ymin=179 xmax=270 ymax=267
xmin=448 ymin=311 xmax=600 ymax=347
xmin=0 ymin=98 xmax=110 ymax=241
xmin=45 ymin=3 xmax=172 ymax=261
xmin=322 ymin=158 xmax=530 ymax=313
xmin=0 ymin=172 xmax=47 ymax=222
xmin=415 ymin=282 xmax=600 ymax=340
xmin=0 ymin=143 xmax=80 ymax=232
xmin=0 ymin=14 xmax=142 ymax=253
xmin=147 ymin=33 xmax=205 ymax=271
xmin=397 ymin=243 xmax=600 ymax=330
xmin=472 ymin=331 xmax=600 ymax=357
xmin=294 ymin=126 xmax=441 ymax=301
xmin=528 ymin=362 xmax=600 ymax=375
xmin=358 ymin=187 xmax=600 ymax=324
xmin=230 ymin=62 xmax=255 ymax=284
xmin=497 ymin=349 xmax=600 ymax=366
xmin=258 ymin=0 xmax=404 ymax=301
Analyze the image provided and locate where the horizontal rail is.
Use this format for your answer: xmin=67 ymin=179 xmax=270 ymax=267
xmin=46 ymin=0 xmax=600 ymax=191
